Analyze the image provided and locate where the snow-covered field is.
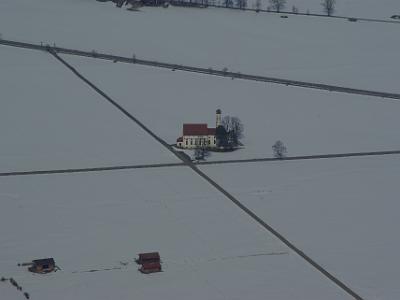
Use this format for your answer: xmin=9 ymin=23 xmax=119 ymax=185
xmin=0 ymin=1 xmax=399 ymax=92
xmin=1 ymin=0 xmax=400 ymax=299
xmin=201 ymin=156 xmax=400 ymax=299
xmin=0 ymin=167 xmax=353 ymax=300
xmin=0 ymin=46 xmax=177 ymax=172
xmin=62 ymin=55 xmax=400 ymax=160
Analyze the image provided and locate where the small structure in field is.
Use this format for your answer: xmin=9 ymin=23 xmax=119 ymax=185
xmin=28 ymin=258 xmax=56 ymax=274
xmin=139 ymin=262 xmax=162 ymax=274
xmin=136 ymin=252 xmax=162 ymax=274
xmin=136 ymin=252 xmax=161 ymax=265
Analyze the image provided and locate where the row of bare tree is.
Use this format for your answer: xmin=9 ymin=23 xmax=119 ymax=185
xmin=268 ymin=0 xmax=336 ymax=16
xmin=222 ymin=0 xmax=337 ymax=16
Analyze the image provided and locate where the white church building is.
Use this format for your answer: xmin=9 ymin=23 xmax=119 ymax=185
xmin=176 ymin=109 xmax=222 ymax=149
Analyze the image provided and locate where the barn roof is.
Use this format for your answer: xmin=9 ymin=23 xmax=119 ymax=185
xmin=183 ymin=124 xmax=215 ymax=136
xmin=32 ymin=258 xmax=55 ymax=266
xmin=138 ymin=252 xmax=160 ymax=260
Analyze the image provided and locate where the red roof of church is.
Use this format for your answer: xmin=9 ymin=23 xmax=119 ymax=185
xmin=207 ymin=128 xmax=216 ymax=135
xmin=183 ymin=124 xmax=215 ymax=136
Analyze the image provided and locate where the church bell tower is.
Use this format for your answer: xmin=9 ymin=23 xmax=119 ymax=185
xmin=216 ymin=109 xmax=222 ymax=127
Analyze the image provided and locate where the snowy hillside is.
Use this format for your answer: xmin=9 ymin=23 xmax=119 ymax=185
xmin=1 ymin=0 xmax=399 ymax=299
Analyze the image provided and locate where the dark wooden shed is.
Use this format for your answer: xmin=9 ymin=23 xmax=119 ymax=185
xmin=136 ymin=252 xmax=161 ymax=265
xmin=28 ymin=258 xmax=55 ymax=274
xmin=139 ymin=262 xmax=162 ymax=274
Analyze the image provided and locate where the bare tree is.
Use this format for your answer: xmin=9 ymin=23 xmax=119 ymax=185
xmin=223 ymin=0 xmax=233 ymax=8
xmin=255 ymin=0 xmax=261 ymax=12
xmin=194 ymin=147 xmax=210 ymax=160
xmin=222 ymin=116 xmax=244 ymax=147
xmin=272 ymin=140 xmax=287 ymax=158
xmin=321 ymin=0 xmax=336 ymax=16
xmin=235 ymin=0 xmax=247 ymax=9
xmin=269 ymin=0 xmax=286 ymax=12
xmin=115 ymin=0 xmax=125 ymax=7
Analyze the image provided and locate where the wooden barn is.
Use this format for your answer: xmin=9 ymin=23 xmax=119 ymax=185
xmin=136 ymin=252 xmax=161 ymax=265
xmin=28 ymin=258 xmax=56 ymax=274
xmin=139 ymin=262 xmax=162 ymax=274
